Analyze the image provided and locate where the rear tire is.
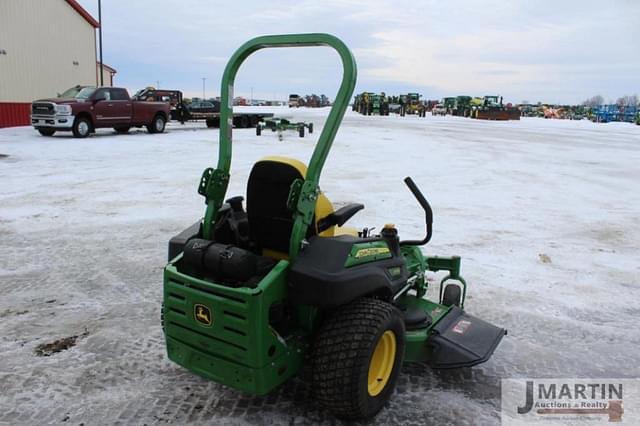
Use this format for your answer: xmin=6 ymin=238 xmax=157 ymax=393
xmin=72 ymin=116 xmax=91 ymax=138
xmin=147 ymin=114 xmax=166 ymax=134
xmin=312 ymin=298 xmax=405 ymax=420
xmin=442 ymin=284 xmax=462 ymax=307
xmin=38 ymin=129 xmax=55 ymax=137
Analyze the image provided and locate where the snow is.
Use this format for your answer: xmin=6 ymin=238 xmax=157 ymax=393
xmin=1 ymin=107 xmax=640 ymax=424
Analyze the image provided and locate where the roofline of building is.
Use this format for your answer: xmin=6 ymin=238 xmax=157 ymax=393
xmin=97 ymin=61 xmax=117 ymax=73
xmin=65 ymin=0 xmax=100 ymax=28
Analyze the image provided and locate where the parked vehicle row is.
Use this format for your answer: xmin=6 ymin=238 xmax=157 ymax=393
xmin=32 ymin=86 xmax=274 ymax=138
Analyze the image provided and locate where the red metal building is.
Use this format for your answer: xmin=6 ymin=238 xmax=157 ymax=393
xmin=0 ymin=0 xmax=103 ymax=128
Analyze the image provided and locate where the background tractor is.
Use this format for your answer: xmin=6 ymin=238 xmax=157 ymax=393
xmin=452 ymin=96 xmax=472 ymax=117
xmin=442 ymin=97 xmax=456 ymax=115
xmin=471 ymin=95 xmax=520 ymax=120
xmin=162 ymin=33 xmax=506 ymax=421
xmin=404 ymin=93 xmax=426 ymax=117
xmin=354 ymin=92 xmax=389 ymax=115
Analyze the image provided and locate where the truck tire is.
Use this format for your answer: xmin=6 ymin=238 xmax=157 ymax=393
xmin=239 ymin=115 xmax=250 ymax=128
xmin=72 ymin=116 xmax=91 ymax=138
xmin=38 ymin=129 xmax=55 ymax=137
xmin=114 ymin=126 xmax=130 ymax=134
xmin=256 ymin=124 xmax=262 ymax=136
xmin=298 ymin=126 xmax=305 ymax=138
xmin=312 ymin=298 xmax=405 ymax=420
xmin=147 ymin=114 xmax=166 ymax=134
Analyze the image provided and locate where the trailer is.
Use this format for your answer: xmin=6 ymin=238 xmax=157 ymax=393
xmin=133 ymin=88 xmax=273 ymax=128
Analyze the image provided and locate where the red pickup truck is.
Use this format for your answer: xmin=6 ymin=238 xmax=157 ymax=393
xmin=31 ymin=86 xmax=171 ymax=138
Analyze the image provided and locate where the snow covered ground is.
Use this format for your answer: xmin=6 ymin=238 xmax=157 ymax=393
xmin=1 ymin=107 xmax=639 ymax=425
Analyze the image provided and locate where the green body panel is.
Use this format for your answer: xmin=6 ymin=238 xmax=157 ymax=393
xmin=163 ymin=257 xmax=304 ymax=394
xmin=397 ymin=294 xmax=452 ymax=362
xmin=344 ymin=241 xmax=392 ymax=267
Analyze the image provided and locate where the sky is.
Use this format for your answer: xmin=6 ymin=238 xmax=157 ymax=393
xmin=78 ymin=0 xmax=640 ymax=104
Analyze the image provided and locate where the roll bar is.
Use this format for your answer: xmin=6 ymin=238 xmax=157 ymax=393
xmin=201 ymin=34 xmax=357 ymax=259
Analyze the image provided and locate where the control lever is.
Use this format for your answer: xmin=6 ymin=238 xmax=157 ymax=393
xmin=400 ymin=177 xmax=433 ymax=246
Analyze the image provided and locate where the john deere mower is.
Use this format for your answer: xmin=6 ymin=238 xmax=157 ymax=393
xmin=256 ymin=117 xmax=313 ymax=140
xmin=162 ymin=33 xmax=506 ymax=420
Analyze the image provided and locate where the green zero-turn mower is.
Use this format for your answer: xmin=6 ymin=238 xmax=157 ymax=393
xmin=162 ymin=33 xmax=506 ymax=420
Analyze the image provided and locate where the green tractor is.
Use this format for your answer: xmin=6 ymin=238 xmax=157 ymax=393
xmin=471 ymin=96 xmax=519 ymax=120
xmin=256 ymin=117 xmax=313 ymax=140
xmin=443 ymin=97 xmax=456 ymax=115
xmin=364 ymin=92 xmax=390 ymax=115
xmin=453 ymin=96 xmax=472 ymax=117
xmin=162 ymin=33 xmax=506 ymax=420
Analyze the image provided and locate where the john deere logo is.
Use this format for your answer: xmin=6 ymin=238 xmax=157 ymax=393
xmin=194 ymin=304 xmax=213 ymax=327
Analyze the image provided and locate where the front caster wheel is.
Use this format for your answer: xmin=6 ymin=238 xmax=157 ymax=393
xmin=312 ymin=298 xmax=405 ymax=420
xmin=442 ymin=284 xmax=462 ymax=307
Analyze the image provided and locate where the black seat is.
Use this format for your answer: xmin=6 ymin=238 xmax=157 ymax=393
xmin=246 ymin=157 xmax=305 ymax=255
xmin=246 ymin=156 xmax=362 ymax=258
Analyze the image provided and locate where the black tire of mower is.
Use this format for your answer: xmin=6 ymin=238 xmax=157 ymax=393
xmin=114 ymin=126 xmax=130 ymax=134
xmin=256 ymin=124 xmax=261 ymax=136
xmin=312 ymin=298 xmax=405 ymax=420
xmin=147 ymin=114 xmax=166 ymax=134
xmin=442 ymin=284 xmax=462 ymax=307
xmin=308 ymin=123 xmax=313 ymax=133
xmin=299 ymin=126 xmax=305 ymax=137
xmin=72 ymin=116 xmax=91 ymax=138
xmin=38 ymin=129 xmax=55 ymax=136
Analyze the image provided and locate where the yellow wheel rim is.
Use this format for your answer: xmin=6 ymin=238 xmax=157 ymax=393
xmin=367 ymin=330 xmax=397 ymax=396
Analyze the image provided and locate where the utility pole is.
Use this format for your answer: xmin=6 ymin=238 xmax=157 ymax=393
xmin=251 ymin=87 xmax=253 ymax=105
xmin=156 ymin=80 xmax=160 ymax=89
xmin=98 ymin=0 xmax=103 ymax=85
xmin=202 ymin=77 xmax=206 ymax=100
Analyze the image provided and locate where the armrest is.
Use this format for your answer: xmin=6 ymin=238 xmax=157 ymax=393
xmin=317 ymin=203 xmax=364 ymax=233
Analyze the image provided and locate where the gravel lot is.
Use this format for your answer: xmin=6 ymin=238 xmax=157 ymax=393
xmin=1 ymin=108 xmax=639 ymax=425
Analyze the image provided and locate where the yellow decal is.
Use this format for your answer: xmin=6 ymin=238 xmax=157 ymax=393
xmin=194 ymin=304 xmax=213 ymax=327
xmin=355 ymin=247 xmax=390 ymax=258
